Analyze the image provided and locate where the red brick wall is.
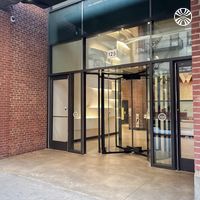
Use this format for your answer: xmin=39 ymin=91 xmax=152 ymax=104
xmin=192 ymin=0 xmax=200 ymax=173
xmin=0 ymin=3 xmax=48 ymax=158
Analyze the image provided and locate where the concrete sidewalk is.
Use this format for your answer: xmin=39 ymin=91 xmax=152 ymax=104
xmin=0 ymin=172 xmax=101 ymax=200
xmin=0 ymin=149 xmax=194 ymax=200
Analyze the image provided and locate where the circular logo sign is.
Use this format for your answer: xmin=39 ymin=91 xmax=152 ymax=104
xmin=158 ymin=113 xmax=167 ymax=121
xmin=174 ymin=8 xmax=192 ymax=27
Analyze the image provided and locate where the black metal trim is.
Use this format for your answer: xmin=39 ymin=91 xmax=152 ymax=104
xmin=149 ymin=63 xmax=154 ymax=166
xmin=101 ymin=72 xmax=106 ymax=153
xmin=68 ymin=74 xmax=74 ymax=151
xmin=98 ymin=73 xmax=101 ymax=153
xmin=170 ymin=60 xmax=177 ymax=170
xmin=81 ymin=72 xmax=86 ymax=154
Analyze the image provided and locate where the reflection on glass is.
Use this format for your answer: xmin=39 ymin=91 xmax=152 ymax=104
xmin=73 ymin=73 xmax=82 ymax=151
xmin=86 ymin=24 xmax=150 ymax=69
xmin=52 ymin=40 xmax=82 ymax=73
xmin=179 ymin=64 xmax=194 ymax=159
xmin=153 ymin=19 xmax=191 ymax=60
xmin=153 ymin=62 xmax=172 ymax=166
xmin=53 ymin=79 xmax=68 ymax=142
xmin=49 ymin=3 xmax=82 ymax=45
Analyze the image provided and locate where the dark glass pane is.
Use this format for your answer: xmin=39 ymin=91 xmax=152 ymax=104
xmin=84 ymin=0 xmax=149 ymax=36
xmin=49 ymin=3 xmax=82 ymax=45
xmin=152 ymin=0 xmax=190 ymax=20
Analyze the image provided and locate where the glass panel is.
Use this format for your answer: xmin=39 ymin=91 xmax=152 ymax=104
xmin=73 ymin=73 xmax=82 ymax=151
xmin=84 ymin=0 xmax=149 ymax=36
xmin=49 ymin=3 xmax=82 ymax=45
xmin=52 ymin=40 xmax=82 ymax=73
xmin=104 ymin=77 xmax=118 ymax=152
xmin=53 ymin=79 xmax=68 ymax=142
xmin=86 ymin=74 xmax=99 ymax=154
xmin=153 ymin=62 xmax=172 ymax=166
xmin=103 ymin=76 xmax=122 ymax=152
xmin=86 ymin=24 xmax=150 ymax=69
xmin=179 ymin=64 xmax=194 ymax=159
xmin=152 ymin=19 xmax=191 ymax=60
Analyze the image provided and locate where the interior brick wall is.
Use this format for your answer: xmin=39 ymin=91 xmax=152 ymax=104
xmin=0 ymin=3 xmax=48 ymax=158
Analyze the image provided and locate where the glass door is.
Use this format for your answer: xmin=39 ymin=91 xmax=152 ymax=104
xmin=101 ymin=69 xmax=149 ymax=155
xmin=152 ymin=62 xmax=173 ymax=167
xmin=68 ymin=73 xmax=85 ymax=154
xmin=151 ymin=60 xmax=194 ymax=171
xmin=50 ymin=77 xmax=69 ymax=150
xmin=176 ymin=60 xmax=194 ymax=172
xmin=101 ymin=74 xmax=122 ymax=153
xmin=50 ymin=73 xmax=85 ymax=154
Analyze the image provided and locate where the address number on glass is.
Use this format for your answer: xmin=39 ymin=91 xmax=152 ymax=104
xmin=158 ymin=113 xmax=167 ymax=121
xmin=107 ymin=49 xmax=117 ymax=59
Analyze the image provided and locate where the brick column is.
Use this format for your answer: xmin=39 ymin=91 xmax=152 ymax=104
xmin=191 ymin=0 xmax=200 ymax=199
xmin=0 ymin=3 xmax=48 ymax=158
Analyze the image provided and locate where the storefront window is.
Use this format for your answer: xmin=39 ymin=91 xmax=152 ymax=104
xmin=86 ymin=24 xmax=150 ymax=69
xmin=52 ymin=40 xmax=82 ymax=73
xmin=152 ymin=19 xmax=191 ymax=60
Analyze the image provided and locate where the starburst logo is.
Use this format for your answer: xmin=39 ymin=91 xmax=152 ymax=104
xmin=174 ymin=8 xmax=192 ymax=26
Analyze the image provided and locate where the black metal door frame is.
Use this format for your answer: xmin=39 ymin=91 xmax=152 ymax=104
xmin=49 ymin=75 xmax=69 ymax=151
xmin=68 ymin=72 xmax=86 ymax=154
xmin=49 ymin=73 xmax=85 ymax=154
xmin=150 ymin=61 xmax=178 ymax=170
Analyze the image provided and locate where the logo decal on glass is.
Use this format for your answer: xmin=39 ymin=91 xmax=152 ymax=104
xmin=174 ymin=8 xmax=192 ymax=26
xmin=158 ymin=113 xmax=167 ymax=121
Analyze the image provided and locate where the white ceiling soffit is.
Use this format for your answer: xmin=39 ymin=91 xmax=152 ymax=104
xmin=0 ymin=0 xmax=74 ymax=9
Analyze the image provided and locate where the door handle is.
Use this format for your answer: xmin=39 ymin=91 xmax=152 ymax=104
xmin=73 ymin=111 xmax=79 ymax=118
